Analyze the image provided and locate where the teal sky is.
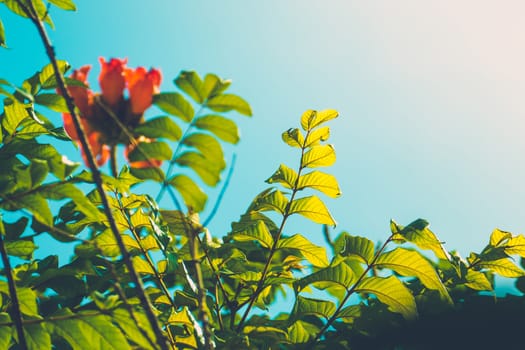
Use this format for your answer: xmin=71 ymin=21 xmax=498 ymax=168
xmin=2 ymin=1 xmax=525 ymax=270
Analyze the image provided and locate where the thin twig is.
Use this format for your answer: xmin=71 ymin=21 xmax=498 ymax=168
xmin=0 ymin=225 xmax=28 ymax=349
xmin=16 ymin=2 xmax=169 ymax=348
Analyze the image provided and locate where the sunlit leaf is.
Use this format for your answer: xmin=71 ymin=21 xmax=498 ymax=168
xmin=505 ymin=234 xmax=525 ymax=257
xmin=48 ymin=0 xmax=76 ymax=10
xmin=130 ymin=167 xmax=165 ymax=182
xmin=169 ymin=174 xmax=207 ymax=212
xmin=391 ymin=219 xmax=450 ymax=261
xmin=175 ymin=151 xmax=222 ymax=186
xmin=278 ymin=234 xmax=329 ymax=267
xmin=304 ymin=126 xmax=330 ymax=147
xmin=464 ymin=270 xmax=492 ymax=291
xmin=232 ymin=220 xmax=274 ymax=249
xmin=478 ymin=258 xmax=525 ymax=278
xmin=287 ymin=320 xmax=319 ymax=344
xmin=13 ymin=193 xmax=52 ymax=226
xmin=2 ymin=99 xmax=28 ymax=135
xmin=376 ymin=248 xmax=452 ymax=303
xmin=39 ymin=60 xmax=70 ymax=87
xmin=38 ymin=183 xmax=102 ymax=220
xmin=2 ymin=0 xmax=54 ymax=28
xmin=0 ymin=313 xmax=12 ymax=349
xmin=265 ymin=164 xmax=298 ymax=189
xmin=252 ymin=189 xmax=289 ymax=214
xmin=334 ymin=233 xmax=375 ymax=264
xmin=300 ymin=109 xmax=338 ymax=131
xmin=298 ymin=170 xmax=341 ymax=197
xmin=0 ymin=19 xmax=6 ymax=48
xmin=17 ymin=287 xmax=38 ymax=316
xmin=289 ymin=195 xmax=336 ymax=226
xmin=167 ymin=307 xmax=194 ymax=327
xmin=153 ymin=92 xmax=194 ymax=122
xmin=24 ymin=320 xmax=51 ymax=350
xmin=296 ymin=262 xmax=356 ymax=291
xmin=282 ymin=128 xmax=304 ymax=148
xmin=355 ymin=276 xmax=417 ymax=320
xmin=490 ymin=228 xmax=512 ymax=247
xmin=202 ymin=73 xmax=231 ymax=99
xmin=195 ymin=114 xmax=240 ymax=144
xmin=132 ymin=256 xmax=155 ymax=275
xmin=112 ymin=309 xmax=155 ymax=349
xmin=175 ymin=70 xmax=204 ymax=103
xmin=294 ymin=296 xmax=336 ymax=320
xmin=134 ymin=116 xmax=182 ymax=141
xmin=5 ymin=240 xmax=36 ymax=259
xmin=206 ymin=94 xmax=252 ymax=116
xmin=302 ymin=145 xmax=336 ymax=168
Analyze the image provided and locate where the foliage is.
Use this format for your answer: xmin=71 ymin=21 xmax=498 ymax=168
xmin=0 ymin=1 xmax=525 ymax=350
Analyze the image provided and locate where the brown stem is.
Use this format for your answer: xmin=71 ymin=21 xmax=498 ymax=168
xmin=17 ymin=2 xmax=169 ymax=348
xmin=0 ymin=229 xmax=28 ymax=349
xmin=109 ymin=144 xmax=118 ymax=178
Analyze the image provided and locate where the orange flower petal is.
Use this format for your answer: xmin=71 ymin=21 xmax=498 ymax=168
xmin=99 ymin=57 xmax=127 ymax=106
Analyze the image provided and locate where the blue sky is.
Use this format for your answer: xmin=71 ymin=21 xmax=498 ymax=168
xmin=2 ymin=1 xmax=525 ymax=278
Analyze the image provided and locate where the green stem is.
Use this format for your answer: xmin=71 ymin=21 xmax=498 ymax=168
xmin=236 ymin=129 xmax=312 ymax=331
xmin=0 ymin=227 xmax=28 ymax=350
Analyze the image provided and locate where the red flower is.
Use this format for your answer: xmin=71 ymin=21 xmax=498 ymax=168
xmin=99 ymin=57 xmax=127 ymax=106
xmin=61 ymin=65 xmax=93 ymax=140
xmin=125 ymin=67 xmax=162 ymax=115
xmin=124 ymin=136 xmax=163 ymax=168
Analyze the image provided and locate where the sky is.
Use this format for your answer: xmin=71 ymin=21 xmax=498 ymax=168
xmin=2 ymin=1 xmax=525 ymax=291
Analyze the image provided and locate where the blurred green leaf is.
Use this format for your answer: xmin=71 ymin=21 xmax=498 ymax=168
xmin=355 ymin=276 xmax=417 ymax=320
xmin=48 ymin=0 xmax=77 ymax=11
xmin=169 ymin=174 xmax=207 ymax=212
xmin=127 ymin=141 xmax=173 ymax=162
xmin=293 ymin=295 xmax=336 ymax=320
xmin=289 ymin=195 xmax=336 ymax=226
xmin=24 ymin=321 xmax=51 ymax=350
xmin=5 ymin=240 xmax=36 ymax=259
xmin=175 ymin=70 xmax=204 ymax=104
xmin=112 ymin=308 xmax=155 ymax=350
xmin=183 ymin=132 xmax=224 ymax=163
xmin=134 ymin=116 xmax=182 ymax=141
xmin=0 ymin=18 xmax=6 ymax=48
xmin=175 ymin=151 xmax=222 ymax=186
xmin=153 ymin=92 xmax=194 ymax=122
xmin=202 ymin=73 xmax=231 ymax=100
xmin=195 ymin=114 xmax=240 ymax=144
xmin=278 ymin=234 xmax=329 ymax=267
xmin=0 ymin=313 xmax=12 ymax=349
xmin=478 ymin=258 xmax=525 ymax=278
xmin=206 ymin=94 xmax=252 ymax=116
xmin=287 ymin=320 xmax=318 ymax=344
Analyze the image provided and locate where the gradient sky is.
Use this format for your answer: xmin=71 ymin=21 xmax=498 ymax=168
xmin=2 ymin=1 xmax=525 ymax=280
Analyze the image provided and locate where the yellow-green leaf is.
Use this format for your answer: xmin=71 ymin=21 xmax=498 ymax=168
xmin=478 ymin=258 xmax=525 ymax=278
xmin=390 ymin=219 xmax=450 ymax=261
xmin=253 ymin=189 xmax=289 ymax=214
xmin=169 ymin=175 xmax=207 ymax=212
xmin=304 ymin=126 xmax=330 ymax=147
xmin=289 ymin=195 xmax=336 ymax=226
xmin=206 ymin=93 xmax=252 ymax=116
xmin=134 ymin=116 xmax=182 ymax=141
xmin=294 ymin=296 xmax=336 ymax=320
xmin=175 ymin=70 xmax=204 ymax=104
xmin=183 ymin=133 xmax=224 ymax=162
xmin=195 ymin=114 xmax=240 ymax=144
xmin=334 ymin=233 xmax=375 ymax=264
xmin=355 ymin=276 xmax=417 ymax=320
xmin=153 ymin=92 xmax=194 ymax=122
xmin=282 ymin=128 xmax=305 ymax=148
xmin=232 ymin=220 xmax=274 ymax=249
xmin=490 ymin=228 xmax=512 ymax=247
xmin=298 ymin=170 xmax=341 ymax=197
xmin=175 ymin=151 xmax=223 ymax=186
xmin=296 ymin=262 xmax=356 ymax=291
xmin=464 ymin=270 xmax=492 ymax=291
xmin=265 ymin=163 xmax=298 ymax=189
xmin=504 ymin=234 xmax=525 ymax=257
xmin=300 ymin=109 xmax=338 ymax=131
xmin=278 ymin=234 xmax=329 ymax=267
xmin=132 ymin=256 xmax=155 ymax=275
xmin=376 ymin=248 xmax=452 ymax=304
xmin=302 ymin=145 xmax=336 ymax=168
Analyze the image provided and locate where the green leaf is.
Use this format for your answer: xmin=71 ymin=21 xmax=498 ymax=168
xmin=132 ymin=256 xmax=155 ymax=275
xmin=298 ymin=170 xmax=341 ymax=197
xmin=49 ymin=310 xmax=131 ymax=350
xmin=5 ymin=240 xmax=36 ymax=259
xmin=302 ymin=145 xmax=336 ymax=168
xmin=11 ymin=193 xmax=53 ymax=226
xmin=375 ymin=248 xmax=452 ymax=303
xmin=202 ymin=73 xmax=231 ymax=100
xmin=183 ymin=133 xmax=224 ymax=163
xmin=504 ymin=234 xmax=525 ymax=257
xmin=282 ymin=128 xmax=304 ymax=148
xmin=127 ymin=141 xmax=173 ymax=162
xmin=130 ymin=167 xmax=165 ymax=182
xmin=490 ymin=228 xmax=512 ymax=247
xmin=355 ymin=276 xmax=417 ymax=320
xmin=206 ymin=94 xmax=252 ymax=116
xmin=2 ymin=100 xmax=28 ymax=135
xmin=265 ymin=164 xmax=298 ymax=189
xmin=464 ymin=270 xmax=492 ymax=291
xmin=38 ymin=183 xmax=102 ymax=220
xmin=334 ymin=233 xmax=375 ymax=264
xmin=478 ymin=258 xmax=525 ymax=278
xmin=296 ymin=262 xmax=356 ymax=291
xmin=194 ymin=115 xmax=240 ymax=144
xmin=289 ymin=195 xmax=336 ymax=226
xmin=48 ymin=0 xmax=77 ymax=11
xmin=0 ymin=18 xmax=6 ymax=48
xmin=169 ymin=175 xmax=207 ymax=212
xmin=112 ymin=308 xmax=155 ymax=350
xmin=300 ymin=109 xmax=338 ymax=131
xmin=304 ymin=126 xmax=330 ymax=147
xmin=232 ymin=220 xmax=274 ymax=249
xmin=134 ymin=116 xmax=182 ymax=141
xmin=174 ymin=71 xmax=204 ymax=104
xmin=175 ymin=151 xmax=222 ymax=186
xmin=34 ymin=93 xmax=68 ymax=113
xmin=287 ymin=320 xmax=319 ymax=344
xmin=17 ymin=287 xmax=38 ymax=316
xmin=24 ymin=321 xmax=52 ymax=350
xmin=337 ymin=305 xmax=361 ymax=323
xmin=294 ymin=296 xmax=336 ymax=320
xmin=2 ymin=0 xmax=53 ymax=27
xmin=252 ymin=189 xmax=289 ymax=214
xmin=391 ymin=219 xmax=450 ymax=261
xmin=46 ymin=309 xmax=91 ymax=350
xmin=0 ymin=313 xmax=12 ymax=349
xmin=29 ymin=159 xmax=48 ymax=187
xmin=278 ymin=234 xmax=329 ymax=267
xmin=153 ymin=92 xmax=194 ymax=122
xmin=39 ymin=60 xmax=70 ymax=87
